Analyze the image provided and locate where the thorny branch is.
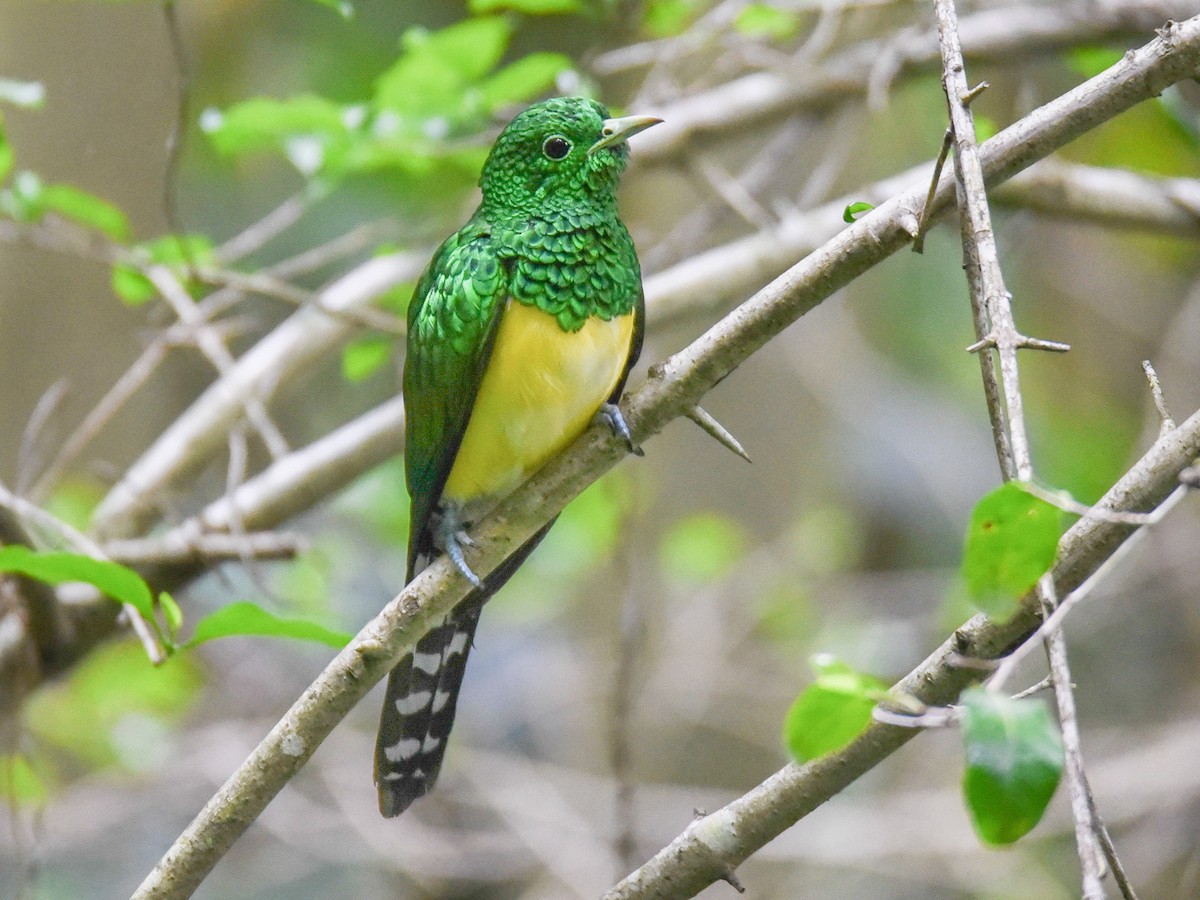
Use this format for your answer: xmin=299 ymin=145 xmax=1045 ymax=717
xmin=933 ymin=0 xmax=1104 ymax=894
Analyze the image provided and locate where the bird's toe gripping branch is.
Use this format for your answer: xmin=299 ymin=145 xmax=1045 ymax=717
xmin=435 ymin=506 xmax=483 ymax=589
xmin=600 ymin=402 xmax=644 ymax=457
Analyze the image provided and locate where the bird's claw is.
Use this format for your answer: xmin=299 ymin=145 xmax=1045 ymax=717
xmin=436 ymin=508 xmax=483 ymax=588
xmin=600 ymin=402 xmax=643 ymax=456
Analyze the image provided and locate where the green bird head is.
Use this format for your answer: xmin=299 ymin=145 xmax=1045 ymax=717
xmin=479 ymin=97 xmax=661 ymax=220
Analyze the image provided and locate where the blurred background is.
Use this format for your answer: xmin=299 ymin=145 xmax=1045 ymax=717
xmin=2 ymin=0 xmax=1199 ymax=897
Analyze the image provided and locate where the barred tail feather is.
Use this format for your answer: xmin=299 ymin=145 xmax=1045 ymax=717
xmin=374 ymin=603 xmax=481 ymax=817
xmin=373 ymin=518 xmax=557 ymax=817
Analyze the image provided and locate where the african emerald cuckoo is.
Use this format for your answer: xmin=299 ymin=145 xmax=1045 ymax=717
xmin=375 ymin=97 xmax=660 ymax=817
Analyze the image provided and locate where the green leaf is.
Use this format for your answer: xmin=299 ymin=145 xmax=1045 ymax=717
xmin=376 ymin=17 xmax=513 ymax=117
xmin=962 ymin=482 xmax=1062 ymax=620
xmin=159 ymin=591 xmax=183 ymax=637
xmin=111 ymin=234 xmax=214 ymax=306
xmin=1067 ymin=46 xmax=1124 ymax=79
xmin=479 ymin=53 xmax=573 ymax=110
xmin=974 ymin=114 xmax=997 ymax=142
xmin=202 ymin=95 xmax=350 ymax=173
xmin=470 ymin=0 xmax=581 ymax=11
xmin=0 ymin=545 xmax=154 ymax=620
xmin=111 ymin=264 xmax=157 ymax=305
xmin=0 ymin=79 xmax=45 ymax=109
xmin=643 ymin=0 xmax=699 ymax=37
xmin=734 ymin=3 xmax=798 ymax=41
xmin=0 ymin=133 xmax=12 ymax=184
xmin=0 ymin=170 xmax=128 ymax=239
xmin=25 ymin=641 xmax=203 ymax=772
xmin=185 ymin=601 xmax=351 ymax=650
xmin=39 ymin=183 xmax=130 ymax=241
xmin=304 ymin=0 xmax=354 ymax=17
xmin=341 ymin=335 xmax=394 ymax=382
xmin=0 ymin=169 xmax=44 ymax=221
xmin=659 ymin=512 xmax=745 ymax=583
xmin=961 ymin=688 xmax=1064 ymax=845
xmin=843 ymin=201 xmax=874 ymax=223
xmin=0 ymin=754 xmax=48 ymax=808
xmin=783 ymin=655 xmax=888 ymax=762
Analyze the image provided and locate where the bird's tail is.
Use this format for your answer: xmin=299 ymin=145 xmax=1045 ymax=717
xmin=374 ymin=518 xmax=558 ymax=817
xmin=374 ymin=601 xmax=481 ymax=817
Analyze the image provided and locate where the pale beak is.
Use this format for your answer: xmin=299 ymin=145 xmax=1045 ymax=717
xmin=587 ymin=114 xmax=664 ymax=155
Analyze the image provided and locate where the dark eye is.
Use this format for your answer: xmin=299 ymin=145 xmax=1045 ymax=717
xmin=542 ymin=135 xmax=572 ymax=160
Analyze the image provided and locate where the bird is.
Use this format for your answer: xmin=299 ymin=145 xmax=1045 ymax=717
xmin=374 ymin=96 xmax=662 ymax=817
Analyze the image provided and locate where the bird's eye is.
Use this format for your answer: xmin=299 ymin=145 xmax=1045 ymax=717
xmin=542 ymin=136 xmax=572 ymax=160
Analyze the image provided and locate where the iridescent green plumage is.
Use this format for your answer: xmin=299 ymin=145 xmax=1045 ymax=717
xmin=375 ymin=97 xmax=659 ymax=817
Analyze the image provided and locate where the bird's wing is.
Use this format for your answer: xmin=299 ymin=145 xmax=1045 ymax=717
xmin=403 ymin=222 xmax=508 ymax=579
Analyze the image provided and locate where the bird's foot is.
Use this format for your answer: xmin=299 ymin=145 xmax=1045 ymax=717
xmin=435 ymin=507 xmax=483 ymax=589
xmin=599 ymin=403 xmax=643 ymax=457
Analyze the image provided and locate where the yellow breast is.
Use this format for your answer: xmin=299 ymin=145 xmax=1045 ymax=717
xmin=442 ymin=299 xmax=635 ymax=504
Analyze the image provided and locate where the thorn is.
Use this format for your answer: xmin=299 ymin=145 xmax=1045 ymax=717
xmin=600 ymin=402 xmax=644 ymax=456
xmin=719 ymin=867 xmax=746 ymax=893
xmin=1016 ymin=335 xmax=1070 ymax=353
xmin=961 ymin=81 xmax=989 ymax=105
xmin=966 ymin=335 xmax=996 ymax=354
xmin=686 ymin=406 xmax=751 ymax=463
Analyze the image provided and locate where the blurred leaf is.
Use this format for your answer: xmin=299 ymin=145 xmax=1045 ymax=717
xmin=974 ymin=114 xmax=997 ymax=142
xmin=0 ymin=170 xmax=128 ymax=240
xmin=961 ymin=688 xmax=1063 ymax=844
xmin=111 ymin=234 xmax=214 ymax=306
xmin=659 ymin=511 xmax=745 ymax=583
xmin=202 ymin=95 xmax=351 ymax=175
xmin=342 ymin=334 xmax=394 ymax=382
xmin=527 ymin=472 xmax=627 ymax=578
xmin=0 ymin=754 xmax=48 ymax=808
xmin=337 ymin=458 xmax=409 ymax=544
xmin=783 ymin=655 xmax=888 ymax=762
xmin=303 ymin=0 xmax=354 ymax=17
xmin=643 ymin=0 xmax=700 ymax=37
xmin=0 ymin=79 xmax=45 ymax=109
xmin=0 ymin=546 xmax=154 ymax=620
xmin=159 ymin=591 xmax=183 ymax=637
xmin=185 ymin=601 xmax=351 ymax=650
xmin=25 ymin=641 xmax=203 ymax=771
xmin=734 ymin=3 xmax=798 ymax=41
xmin=0 ymin=169 xmax=44 ymax=220
xmin=843 ymin=201 xmax=874 ymax=223
xmin=1066 ymin=46 xmax=1123 ymax=79
xmin=0 ymin=132 xmax=11 ymax=184
xmin=470 ymin=0 xmax=581 ymax=11
xmin=754 ymin=582 xmax=816 ymax=647
xmin=377 ymin=17 xmax=513 ymax=118
xmin=961 ymin=483 xmax=1061 ymax=620
xmin=44 ymin=477 xmax=106 ymax=532
xmin=39 ymin=183 xmax=129 ymax=241
xmin=480 ymin=53 xmax=573 ymax=110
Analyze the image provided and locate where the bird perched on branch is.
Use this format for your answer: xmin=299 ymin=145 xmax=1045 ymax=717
xmin=375 ymin=96 xmax=661 ymax=817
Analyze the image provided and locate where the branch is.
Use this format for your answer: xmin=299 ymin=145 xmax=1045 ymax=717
xmin=606 ymin=402 xmax=1200 ymax=898
xmin=933 ymin=0 xmax=1103 ymax=892
xmin=91 ymin=252 xmax=424 ymax=539
xmin=631 ymin=0 xmax=1198 ymax=161
xmin=130 ymin=17 xmax=1200 ymax=897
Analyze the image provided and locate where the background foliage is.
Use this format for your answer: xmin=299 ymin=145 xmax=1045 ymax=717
xmin=1 ymin=1 xmax=1199 ymax=898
